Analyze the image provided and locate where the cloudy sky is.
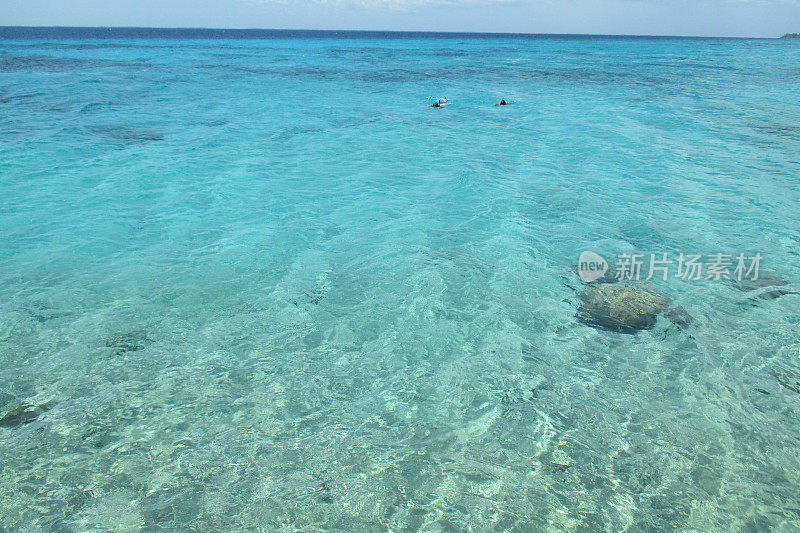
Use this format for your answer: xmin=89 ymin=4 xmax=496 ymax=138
xmin=1 ymin=0 xmax=798 ymax=37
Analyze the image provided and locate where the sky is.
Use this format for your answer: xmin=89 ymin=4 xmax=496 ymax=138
xmin=1 ymin=0 xmax=798 ymax=37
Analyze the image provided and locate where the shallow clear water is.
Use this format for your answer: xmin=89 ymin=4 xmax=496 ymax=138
xmin=1 ymin=30 xmax=800 ymax=531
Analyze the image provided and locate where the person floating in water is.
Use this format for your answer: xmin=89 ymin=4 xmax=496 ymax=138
xmin=495 ymin=100 xmax=511 ymax=106
xmin=428 ymin=97 xmax=448 ymax=108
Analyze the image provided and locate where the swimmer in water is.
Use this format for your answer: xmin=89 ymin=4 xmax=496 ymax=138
xmin=429 ymin=97 xmax=448 ymax=108
xmin=495 ymin=100 xmax=511 ymax=106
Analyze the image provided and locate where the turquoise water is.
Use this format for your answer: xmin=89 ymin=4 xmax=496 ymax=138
xmin=1 ymin=30 xmax=800 ymax=530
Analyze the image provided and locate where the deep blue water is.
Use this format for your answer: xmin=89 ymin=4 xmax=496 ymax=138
xmin=1 ymin=27 xmax=799 ymax=531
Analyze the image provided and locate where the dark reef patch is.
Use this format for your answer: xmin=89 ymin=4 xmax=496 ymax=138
xmin=0 ymin=54 xmax=91 ymax=72
xmin=732 ymin=272 xmax=795 ymax=301
xmin=0 ymin=402 xmax=51 ymax=428
xmin=21 ymin=301 xmax=72 ymax=323
xmin=733 ymin=272 xmax=789 ymax=292
xmin=770 ymin=369 xmax=800 ymax=394
xmin=664 ymin=306 xmax=694 ymax=329
xmin=104 ymin=330 xmax=153 ymax=354
xmin=757 ymin=289 xmax=797 ymax=301
xmin=752 ymin=124 xmax=800 ymax=140
xmin=88 ymin=125 xmax=164 ymax=145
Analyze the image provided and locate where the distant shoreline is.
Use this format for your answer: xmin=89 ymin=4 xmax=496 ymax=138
xmin=781 ymin=33 xmax=800 ymax=38
xmin=0 ymin=26 xmax=777 ymax=41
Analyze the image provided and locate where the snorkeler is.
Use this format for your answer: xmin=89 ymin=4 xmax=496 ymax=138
xmin=428 ymin=97 xmax=448 ymax=108
xmin=495 ymin=100 xmax=511 ymax=106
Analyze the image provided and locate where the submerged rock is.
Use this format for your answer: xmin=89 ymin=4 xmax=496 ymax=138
xmin=0 ymin=402 xmax=50 ymax=428
xmin=577 ymin=282 xmax=670 ymax=333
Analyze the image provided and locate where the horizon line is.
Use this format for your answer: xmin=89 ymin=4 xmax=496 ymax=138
xmin=0 ymin=25 xmax=780 ymax=40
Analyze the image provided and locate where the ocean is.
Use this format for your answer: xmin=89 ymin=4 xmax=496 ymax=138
xmin=1 ymin=27 xmax=799 ymax=531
